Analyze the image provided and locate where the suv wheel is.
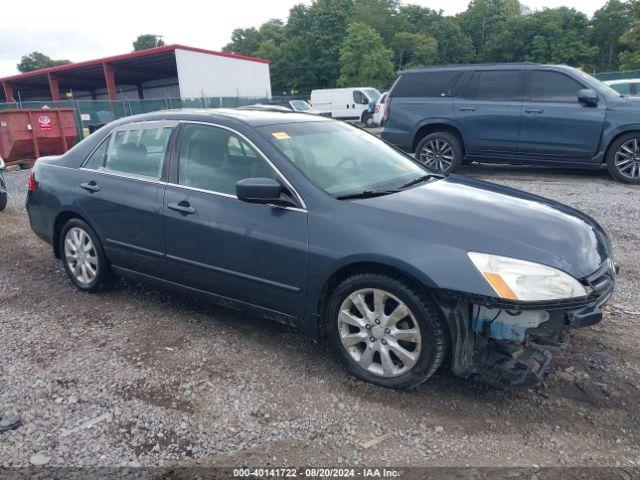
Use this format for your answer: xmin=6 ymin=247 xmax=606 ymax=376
xmin=415 ymin=132 xmax=463 ymax=174
xmin=606 ymin=133 xmax=640 ymax=183
xmin=60 ymin=219 xmax=112 ymax=292
xmin=327 ymin=273 xmax=448 ymax=389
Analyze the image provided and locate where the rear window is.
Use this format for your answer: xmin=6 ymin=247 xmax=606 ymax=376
xmin=392 ymin=71 xmax=461 ymax=98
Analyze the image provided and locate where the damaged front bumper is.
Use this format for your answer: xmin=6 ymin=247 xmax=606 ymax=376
xmin=438 ymin=260 xmax=616 ymax=389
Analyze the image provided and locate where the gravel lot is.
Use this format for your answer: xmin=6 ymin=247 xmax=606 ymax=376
xmin=1 ymin=165 xmax=639 ymax=470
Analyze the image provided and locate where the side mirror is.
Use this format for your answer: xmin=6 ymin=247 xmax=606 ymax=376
xmin=236 ymin=177 xmax=285 ymax=204
xmin=578 ymin=89 xmax=598 ymax=107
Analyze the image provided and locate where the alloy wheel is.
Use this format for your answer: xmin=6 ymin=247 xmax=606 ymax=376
xmin=614 ymin=138 xmax=640 ymax=179
xmin=64 ymin=227 xmax=98 ymax=285
xmin=418 ymin=139 xmax=454 ymax=172
xmin=338 ymin=288 xmax=422 ymax=377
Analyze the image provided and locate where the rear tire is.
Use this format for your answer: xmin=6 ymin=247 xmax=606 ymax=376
xmin=59 ymin=219 xmax=112 ymax=292
xmin=415 ymin=132 xmax=463 ymax=174
xmin=0 ymin=192 xmax=6 ymax=212
xmin=606 ymin=133 xmax=640 ymax=183
xmin=327 ymin=273 xmax=448 ymax=389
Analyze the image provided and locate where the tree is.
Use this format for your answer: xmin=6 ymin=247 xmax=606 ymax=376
xmin=391 ymin=32 xmax=438 ymax=70
xmin=397 ymin=5 xmax=473 ymax=64
xmin=590 ymin=0 xmax=633 ymax=71
xmin=17 ymin=52 xmax=71 ymax=73
xmin=337 ymin=22 xmax=395 ymax=90
xmin=133 ymin=34 xmax=165 ymax=51
xmin=457 ymin=0 xmax=521 ymax=58
xmin=619 ymin=1 xmax=640 ymax=70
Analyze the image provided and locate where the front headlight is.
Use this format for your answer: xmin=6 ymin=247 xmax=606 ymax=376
xmin=467 ymin=252 xmax=590 ymax=302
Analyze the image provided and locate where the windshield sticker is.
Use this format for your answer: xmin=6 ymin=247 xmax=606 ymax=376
xmin=272 ymin=132 xmax=291 ymax=140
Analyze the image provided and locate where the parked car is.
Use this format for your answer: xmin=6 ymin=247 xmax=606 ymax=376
xmin=605 ymin=78 xmax=640 ymax=97
xmin=0 ymin=154 xmax=6 ymax=211
xmin=381 ymin=63 xmax=640 ymax=183
xmin=373 ymin=92 xmax=388 ymax=127
xmin=240 ymin=100 xmax=331 ymax=117
xmin=311 ymin=88 xmax=381 ymax=126
xmin=26 ymin=109 xmax=616 ymax=389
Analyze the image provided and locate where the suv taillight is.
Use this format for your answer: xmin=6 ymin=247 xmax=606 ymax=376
xmin=28 ymin=170 xmax=36 ymax=191
xmin=383 ymin=97 xmax=391 ymax=122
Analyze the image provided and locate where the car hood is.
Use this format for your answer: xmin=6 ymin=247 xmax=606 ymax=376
xmin=352 ymin=175 xmax=610 ymax=279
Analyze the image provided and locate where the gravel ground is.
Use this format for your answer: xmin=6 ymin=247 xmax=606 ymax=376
xmin=0 ymin=165 xmax=639 ymax=470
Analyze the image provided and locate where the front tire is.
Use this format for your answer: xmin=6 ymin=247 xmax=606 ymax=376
xmin=327 ymin=273 xmax=448 ymax=389
xmin=59 ymin=219 xmax=112 ymax=292
xmin=415 ymin=132 xmax=463 ymax=174
xmin=606 ymin=133 xmax=640 ymax=183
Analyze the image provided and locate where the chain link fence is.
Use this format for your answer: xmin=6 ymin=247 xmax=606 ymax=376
xmin=0 ymin=96 xmax=305 ymax=140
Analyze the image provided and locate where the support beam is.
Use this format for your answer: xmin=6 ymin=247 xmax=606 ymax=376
xmin=102 ymin=62 xmax=117 ymax=101
xmin=47 ymin=73 xmax=60 ymax=101
xmin=2 ymin=82 xmax=14 ymax=102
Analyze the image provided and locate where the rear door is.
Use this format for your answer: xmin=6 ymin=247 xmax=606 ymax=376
xmin=519 ymin=70 xmax=606 ymax=160
xmin=163 ymin=122 xmax=308 ymax=319
xmin=77 ymin=121 xmax=176 ymax=277
xmin=454 ymin=69 xmax=524 ymax=155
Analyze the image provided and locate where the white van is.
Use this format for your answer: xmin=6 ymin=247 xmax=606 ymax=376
xmin=310 ymin=87 xmax=382 ymax=125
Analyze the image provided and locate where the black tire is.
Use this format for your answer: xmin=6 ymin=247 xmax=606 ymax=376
xmin=605 ymin=132 xmax=640 ymax=184
xmin=364 ymin=114 xmax=375 ymax=128
xmin=0 ymin=190 xmax=6 ymax=212
xmin=415 ymin=132 xmax=463 ymax=174
xmin=59 ymin=218 xmax=112 ymax=292
xmin=327 ymin=273 xmax=448 ymax=389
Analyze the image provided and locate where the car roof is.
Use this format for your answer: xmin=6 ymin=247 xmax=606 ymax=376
xmin=105 ymin=108 xmax=329 ymax=128
xmin=400 ymin=63 xmax=577 ymax=74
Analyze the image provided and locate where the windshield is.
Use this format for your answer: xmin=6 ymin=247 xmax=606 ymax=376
xmin=363 ymin=88 xmax=381 ymax=103
xmin=257 ymin=121 xmax=433 ymax=198
xmin=289 ymin=100 xmax=311 ymax=111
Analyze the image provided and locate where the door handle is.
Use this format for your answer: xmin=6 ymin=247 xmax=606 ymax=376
xmin=459 ymin=107 xmax=476 ymax=112
xmin=167 ymin=202 xmax=196 ymax=215
xmin=525 ymin=108 xmax=544 ymax=114
xmin=80 ymin=181 xmax=100 ymax=193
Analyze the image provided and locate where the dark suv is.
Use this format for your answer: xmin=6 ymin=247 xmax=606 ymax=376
xmin=381 ymin=63 xmax=640 ymax=183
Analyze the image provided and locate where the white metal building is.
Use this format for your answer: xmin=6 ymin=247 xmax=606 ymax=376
xmin=0 ymin=45 xmax=272 ymax=103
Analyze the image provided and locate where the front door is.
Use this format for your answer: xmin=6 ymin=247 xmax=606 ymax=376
xmin=163 ymin=122 xmax=308 ymax=319
xmin=454 ymin=69 xmax=524 ymax=156
xmin=518 ymin=70 xmax=606 ymax=161
xmin=76 ymin=121 xmax=175 ymax=277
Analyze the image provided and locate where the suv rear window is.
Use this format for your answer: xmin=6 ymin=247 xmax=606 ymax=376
xmin=464 ymin=70 xmax=522 ymax=101
xmin=393 ymin=71 xmax=461 ymax=97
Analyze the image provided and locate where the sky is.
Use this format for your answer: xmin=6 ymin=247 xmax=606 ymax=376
xmin=0 ymin=0 xmax=610 ymax=78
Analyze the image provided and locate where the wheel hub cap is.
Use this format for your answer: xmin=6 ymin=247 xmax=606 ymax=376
xmin=338 ymin=288 xmax=422 ymax=378
xmin=64 ymin=227 xmax=98 ymax=285
xmin=615 ymin=138 xmax=640 ymax=179
xmin=418 ymin=138 xmax=454 ymax=173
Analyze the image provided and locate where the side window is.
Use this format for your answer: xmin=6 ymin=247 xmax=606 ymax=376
xmin=353 ymin=90 xmax=368 ymax=104
xmin=104 ymin=126 xmax=172 ymax=179
xmin=393 ymin=71 xmax=461 ymax=97
xmin=467 ymin=70 xmax=522 ymax=101
xmin=178 ymin=124 xmax=278 ymax=195
xmin=83 ymin=135 xmax=110 ymax=169
xmin=529 ymin=71 xmax=584 ymax=102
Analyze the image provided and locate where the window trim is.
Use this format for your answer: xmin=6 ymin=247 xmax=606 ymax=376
xmin=524 ymin=69 xmax=588 ymax=103
xmin=170 ymin=121 xmax=307 ymax=212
